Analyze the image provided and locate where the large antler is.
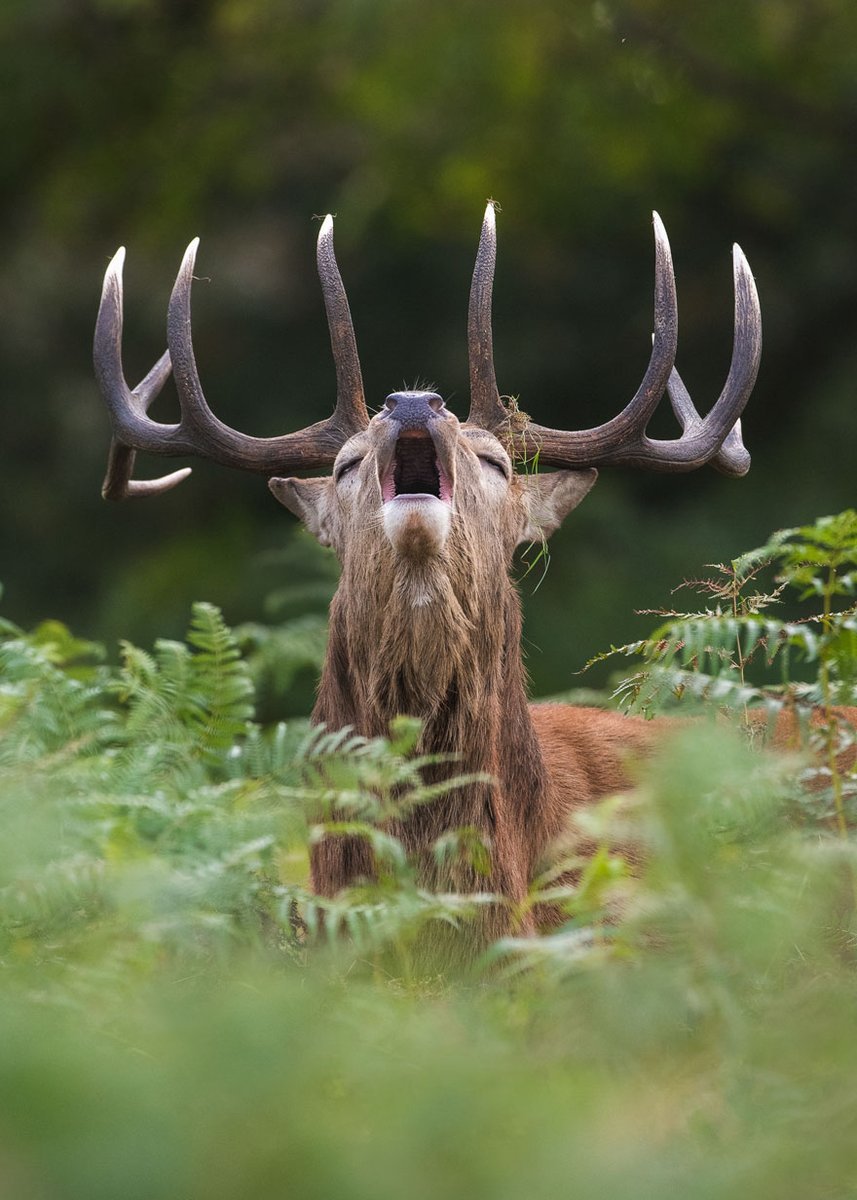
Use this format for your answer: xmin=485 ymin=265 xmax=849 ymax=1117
xmin=467 ymin=205 xmax=761 ymax=477
xmin=94 ymin=216 xmax=368 ymax=499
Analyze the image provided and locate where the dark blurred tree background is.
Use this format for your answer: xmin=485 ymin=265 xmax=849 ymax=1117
xmin=1 ymin=0 xmax=855 ymax=705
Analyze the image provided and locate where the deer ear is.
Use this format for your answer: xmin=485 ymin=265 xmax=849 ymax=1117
xmin=518 ymin=469 xmax=598 ymax=545
xmin=269 ymin=477 xmax=334 ymax=547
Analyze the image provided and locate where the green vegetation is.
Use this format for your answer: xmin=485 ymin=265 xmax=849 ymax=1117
xmin=1 ymin=513 xmax=856 ymax=1198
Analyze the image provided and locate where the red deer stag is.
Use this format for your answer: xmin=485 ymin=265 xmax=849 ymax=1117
xmin=94 ymin=205 xmax=762 ymax=936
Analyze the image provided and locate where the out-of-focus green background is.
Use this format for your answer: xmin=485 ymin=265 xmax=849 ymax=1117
xmin=2 ymin=0 xmax=855 ymax=697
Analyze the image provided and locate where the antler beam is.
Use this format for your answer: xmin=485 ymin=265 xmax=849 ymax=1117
xmin=94 ymin=218 xmax=368 ymax=500
xmin=466 ymin=206 xmax=761 ymax=477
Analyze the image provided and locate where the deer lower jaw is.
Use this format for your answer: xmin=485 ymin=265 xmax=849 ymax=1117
xmin=382 ymin=495 xmax=452 ymax=559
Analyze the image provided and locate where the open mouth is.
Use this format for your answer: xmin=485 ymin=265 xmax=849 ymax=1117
xmin=381 ymin=432 xmax=452 ymax=503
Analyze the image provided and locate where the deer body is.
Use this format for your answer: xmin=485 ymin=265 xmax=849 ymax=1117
xmin=94 ymin=204 xmax=763 ymax=934
xmin=306 ymin=459 xmax=658 ymax=923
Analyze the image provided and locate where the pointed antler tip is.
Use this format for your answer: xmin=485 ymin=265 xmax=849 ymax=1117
xmin=102 ymin=247 xmax=126 ymax=293
xmin=180 ymin=237 xmax=200 ymax=274
xmin=732 ymin=242 xmax=750 ymax=270
xmin=731 ymin=244 xmax=759 ymax=301
xmin=127 ymin=466 xmax=193 ymax=498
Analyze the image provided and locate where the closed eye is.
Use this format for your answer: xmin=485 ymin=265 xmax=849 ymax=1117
xmin=478 ymin=455 xmax=510 ymax=479
xmin=335 ymin=456 xmax=363 ymax=482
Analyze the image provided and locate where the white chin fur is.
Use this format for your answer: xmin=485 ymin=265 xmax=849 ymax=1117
xmin=382 ymin=495 xmax=451 ymax=556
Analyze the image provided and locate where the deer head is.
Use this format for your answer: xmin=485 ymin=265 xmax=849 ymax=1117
xmin=94 ymin=205 xmax=761 ymax=599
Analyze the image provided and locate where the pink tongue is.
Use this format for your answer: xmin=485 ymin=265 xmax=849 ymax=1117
xmin=438 ymin=463 xmax=452 ymax=502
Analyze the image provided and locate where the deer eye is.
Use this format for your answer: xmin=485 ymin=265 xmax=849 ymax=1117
xmin=335 ymin=456 xmax=363 ymax=482
xmin=478 ymin=454 xmax=510 ymax=480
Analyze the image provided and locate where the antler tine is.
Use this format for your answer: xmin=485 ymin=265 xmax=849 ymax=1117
xmin=166 ymin=237 xmax=359 ymax=471
xmin=508 ymin=221 xmax=761 ymax=474
xmin=102 ymin=440 xmax=193 ymax=500
xmin=467 ymin=202 xmax=509 ymax=429
xmin=166 ymin=238 xmax=241 ymax=446
xmin=95 ymin=247 xmax=193 ymax=500
xmin=103 ymin=352 xmax=192 ymax=499
xmin=577 ymin=211 xmax=680 ymax=448
xmin=619 ymin=242 xmax=761 ymax=474
xmin=316 ymin=215 xmax=369 ymax=436
xmin=665 ymin=366 xmax=751 ymax=477
xmin=502 ymin=212 xmax=679 ymax=460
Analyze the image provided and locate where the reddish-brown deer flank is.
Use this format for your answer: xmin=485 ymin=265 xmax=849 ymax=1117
xmin=95 ymin=203 xmax=769 ymax=940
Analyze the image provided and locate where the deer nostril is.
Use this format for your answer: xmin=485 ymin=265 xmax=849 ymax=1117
xmin=381 ymin=391 xmax=446 ymax=428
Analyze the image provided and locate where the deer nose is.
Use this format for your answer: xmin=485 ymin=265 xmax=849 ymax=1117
xmin=381 ymin=391 xmax=447 ymax=430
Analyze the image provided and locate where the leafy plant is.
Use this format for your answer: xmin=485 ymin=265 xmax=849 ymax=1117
xmin=0 ymin=599 xmax=502 ymax=990
xmin=1 ymin=513 xmax=857 ymax=1199
xmin=590 ymin=510 xmax=857 ymax=832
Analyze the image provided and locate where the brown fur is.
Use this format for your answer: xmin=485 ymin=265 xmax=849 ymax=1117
xmin=273 ymin=410 xmax=654 ymax=943
xmin=312 ymin=590 xmax=702 ymax=944
xmin=765 ymin=704 xmax=857 ymax=786
xmin=270 ymin=406 xmax=856 ymax=948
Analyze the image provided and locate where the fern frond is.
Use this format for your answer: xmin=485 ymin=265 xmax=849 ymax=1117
xmin=186 ymin=602 xmax=255 ymax=761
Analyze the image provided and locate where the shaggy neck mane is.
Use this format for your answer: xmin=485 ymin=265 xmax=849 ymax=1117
xmin=311 ymin=540 xmax=548 ymax=901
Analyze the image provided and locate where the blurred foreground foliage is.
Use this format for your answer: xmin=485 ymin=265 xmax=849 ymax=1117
xmin=1 ymin=513 xmax=857 ymax=1197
